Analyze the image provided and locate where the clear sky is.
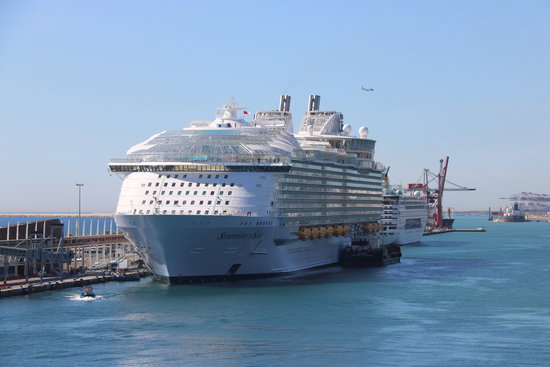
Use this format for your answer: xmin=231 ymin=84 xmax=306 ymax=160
xmin=1 ymin=0 xmax=549 ymax=213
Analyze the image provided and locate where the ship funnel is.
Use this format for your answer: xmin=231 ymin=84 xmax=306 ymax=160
xmin=307 ymin=95 xmax=321 ymax=112
xmin=279 ymin=95 xmax=291 ymax=112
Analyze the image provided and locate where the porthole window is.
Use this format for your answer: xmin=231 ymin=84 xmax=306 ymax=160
xmin=172 ymin=183 xmax=176 ymax=187
xmin=166 ymin=200 xmax=171 ymax=205
xmin=207 ymin=201 xmax=212 ymax=205
xmin=220 ymin=191 xmax=224 ymax=195
xmin=183 ymin=200 xmax=187 ymax=204
xmin=202 ymin=191 xmax=206 ymax=195
xmin=191 ymin=200 xmax=195 ymax=205
xmin=145 ymin=190 xmax=149 ymax=195
xmin=163 ymin=183 xmax=168 ymax=187
xmin=161 ymin=191 xmax=165 ymax=195
xmin=155 ymin=183 xmax=160 ymax=187
xmin=169 ymin=191 xmax=173 ymax=195
xmin=180 ymin=183 xmax=184 ymax=187
xmin=228 ymin=191 xmax=232 ymax=195
xmin=188 ymin=183 xmax=192 ymax=187
xmin=196 ymin=183 xmax=200 ymax=187
xmin=178 ymin=191 xmax=182 ymax=195
xmin=210 ymin=191 xmax=215 ymax=195
xmin=193 ymin=191 xmax=198 ymax=195
xmin=199 ymin=201 xmax=204 ymax=205
xmin=174 ymin=201 xmax=179 ymax=205
xmin=225 ymin=201 xmax=229 ymax=205
xmin=152 ymin=191 xmax=157 ymax=195
xmin=216 ymin=201 xmax=221 ymax=205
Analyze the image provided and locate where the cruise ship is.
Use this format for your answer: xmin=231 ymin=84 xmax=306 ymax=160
xmin=109 ymin=95 xmax=385 ymax=283
xmin=380 ymin=183 xmax=428 ymax=245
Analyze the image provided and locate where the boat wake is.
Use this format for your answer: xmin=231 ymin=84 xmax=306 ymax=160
xmin=67 ymin=295 xmax=103 ymax=302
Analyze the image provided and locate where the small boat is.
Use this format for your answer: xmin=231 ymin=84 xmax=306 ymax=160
xmin=80 ymin=286 xmax=96 ymax=298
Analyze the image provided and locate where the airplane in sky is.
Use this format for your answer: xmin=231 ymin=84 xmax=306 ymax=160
xmin=361 ymin=86 xmax=374 ymax=92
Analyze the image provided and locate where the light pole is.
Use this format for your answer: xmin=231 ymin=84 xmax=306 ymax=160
xmin=76 ymin=183 xmax=84 ymax=236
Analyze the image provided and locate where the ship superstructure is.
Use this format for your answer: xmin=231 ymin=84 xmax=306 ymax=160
xmin=109 ymin=95 xmax=385 ymax=283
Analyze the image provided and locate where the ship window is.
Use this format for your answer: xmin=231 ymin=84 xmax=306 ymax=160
xmin=183 ymin=175 xmax=187 ymax=178
xmin=163 ymin=210 xmax=167 ymax=214
xmin=217 ymin=201 xmax=221 ymax=205
xmin=220 ymin=191 xmax=224 ymax=195
xmin=196 ymin=183 xmax=200 ymax=187
xmin=199 ymin=174 xmax=203 ymax=178
xmin=210 ymin=191 xmax=215 ymax=195
xmin=205 ymin=210 xmax=209 ymax=214
xmin=180 ymin=210 xmax=184 ymax=214
xmin=188 ymin=210 xmax=192 ymax=214
xmin=208 ymin=201 xmax=212 ymax=205
xmin=230 ymin=183 xmax=234 ymax=187
xmin=199 ymin=201 xmax=204 ymax=205
xmin=197 ymin=210 xmax=201 ymax=214
xmin=214 ymin=210 xmax=219 ymax=214
xmin=172 ymin=183 xmax=176 ymax=187
xmin=155 ymin=183 xmax=160 ymax=187
xmin=148 ymin=183 xmax=152 ymax=187
xmin=188 ymin=183 xmax=192 ymax=187
xmin=169 ymin=191 xmax=173 ymax=195
xmin=222 ymin=210 xmax=227 ymax=214
xmin=225 ymin=201 xmax=229 ymax=205
xmin=146 ymin=210 xmax=150 ymax=214
xmin=163 ymin=183 xmax=168 ymax=187
xmin=141 ymin=200 xmax=146 ymax=204
xmin=180 ymin=183 xmax=184 ymax=187
xmin=167 ymin=175 xmax=171 ymax=178
xmin=153 ymin=191 xmax=157 ymax=195
xmin=224 ymin=175 xmax=228 ymax=179
xmin=158 ymin=174 xmax=162 ymax=178
xmin=228 ymin=191 xmax=232 ymax=195
xmin=222 ymin=183 xmax=226 ymax=187
xmin=149 ymin=200 xmax=153 ymax=204
xmin=191 ymin=200 xmax=195 ymax=205
xmin=213 ymin=183 xmax=217 ymax=187
xmin=207 ymin=175 xmax=211 ymax=179
xmin=145 ymin=191 xmax=149 ymax=195
xmin=215 ymin=175 xmax=219 ymax=179
xmin=194 ymin=191 xmax=198 ymax=195
xmin=202 ymin=191 xmax=206 ymax=195
xmin=161 ymin=191 xmax=165 ymax=195
xmin=205 ymin=183 xmax=209 ymax=187
xmin=183 ymin=200 xmax=187 ymax=204
xmin=177 ymin=191 xmax=182 ymax=195
xmin=174 ymin=201 xmax=179 ymax=205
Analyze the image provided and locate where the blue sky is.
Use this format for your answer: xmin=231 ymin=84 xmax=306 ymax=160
xmin=1 ymin=0 xmax=549 ymax=212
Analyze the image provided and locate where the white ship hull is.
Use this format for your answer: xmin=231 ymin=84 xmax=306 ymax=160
xmin=116 ymin=214 xmax=349 ymax=283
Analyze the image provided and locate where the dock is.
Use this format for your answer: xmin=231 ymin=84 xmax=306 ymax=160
xmin=424 ymin=227 xmax=486 ymax=236
xmin=0 ymin=269 xmax=152 ymax=298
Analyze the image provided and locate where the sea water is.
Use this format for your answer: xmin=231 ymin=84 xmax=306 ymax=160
xmin=1 ymin=216 xmax=549 ymax=366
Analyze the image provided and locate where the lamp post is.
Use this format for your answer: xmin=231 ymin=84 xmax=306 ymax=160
xmin=76 ymin=183 xmax=84 ymax=236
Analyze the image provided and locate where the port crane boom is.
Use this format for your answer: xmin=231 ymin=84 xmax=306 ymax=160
xmin=419 ymin=156 xmax=476 ymax=228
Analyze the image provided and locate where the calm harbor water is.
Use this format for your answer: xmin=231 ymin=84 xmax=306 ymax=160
xmin=1 ymin=216 xmax=549 ymax=366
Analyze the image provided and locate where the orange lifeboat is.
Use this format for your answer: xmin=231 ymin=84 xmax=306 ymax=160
xmin=319 ymin=227 xmax=327 ymax=237
xmin=311 ymin=227 xmax=320 ymax=238
xmin=343 ymin=225 xmax=350 ymax=234
xmin=335 ymin=225 xmax=344 ymax=236
xmin=326 ymin=226 xmax=334 ymax=236
xmin=297 ymin=228 xmax=311 ymax=240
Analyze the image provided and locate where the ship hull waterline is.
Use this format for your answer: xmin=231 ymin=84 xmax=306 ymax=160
xmin=115 ymin=214 xmax=350 ymax=284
